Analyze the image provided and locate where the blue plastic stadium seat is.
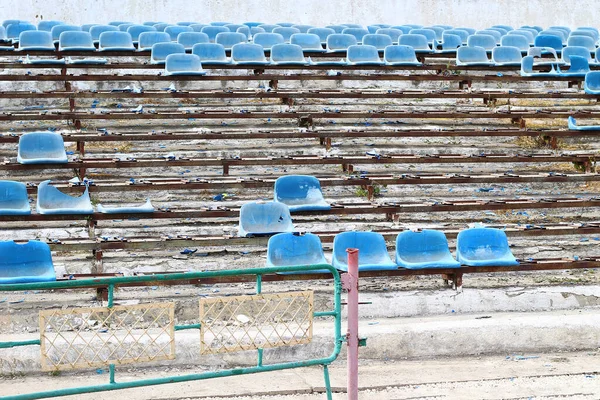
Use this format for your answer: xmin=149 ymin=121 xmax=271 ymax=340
xmin=273 ymin=27 xmax=300 ymax=42
xmin=275 ymin=22 xmax=294 ymax=27
xmin=258 ymin=24 xmax=281 ymax=33
xmin=7 ymin=22 xmax=37 ymax=41
xmin=138 ymin=32 xmax=171 ymax=51
xmin=444 ymin=29 xmax=469 ymax=44
xmin=492 ymin=46 xmax=523 ymax=66
xmin=190 ymin=24 xmax=209 ymax=32
xmin=326 ymin=33 xmax=357 ymax=52
xmin=362 ymin=34 xmax=392 ymax=50
xmin=192 ymin=43 xmax=230 ymax=64
xmin=384 ymin=45 xmax=421 ymax=65
xmin=398 ymin=34 xmax=431 ymax=52
xmin=567 ymin=115 xmax=600 ymax=130
xmin=562 ymin=46 xmax=593 ymax=65
xmin=508 ymin=30 xmax=535 ymax=45
xmin=438 ymin=33 xmax=462 ymax=52
xmin=274 ymin=175 xmax=329 ymax=211
xmin=584 ymin=71 xmax=600 ymax=94
xmin=270 ymin=43 xmax=307 ymax=65
xmin=433 ymin=24 xmax=453 ymax=30
xmin=527 ymin=46 xmax=562 ymax=65
xmin=118 ymin=23 xmax=134 ymax=32
xmin=51 ymin=24 xmax=81 ymax=42
xmin=375 ymin=28 xmax=402 ymax=44
xmin=534 ymin=34 xmax=563 ymax=52
xmin=520 ymin=55 xmax=557 ymax=77
xmin=153 ymin=23 xmax=170 ymax=32
xmin=567 ymin=35 xmax=596 ymax=51
xmin=97 ymin=198 xmax=154 ymax=213
xmin=90 ymin=25 xmax=118 ymax=43
xmin=178 ymin=32 xmax=209 ymax=50
xmin=492 ymin=24 xmax=513 ymax=32
xmin=341 ymin=24 xmax=364 ymax=29
xmin=177 ymin=22 xmax=197 ymax=26
xmin=426 ymin=26 xmax=445 ymax=41
xmin=555 ymin=55 xmax=590 ymax=76
xmin=0 ymin=181 xmax=30 ymax=215
xmin=456 ymin=227 xmax=518 ymax=267
xmin=456 ymin=46 xmax=492 ymax=65
xmin=292 ymin=24 xmax=314 ymax=33
xmin=488 ymin=27 xmax=508 ymax=36
xmin=391 ymin=25 xmax=413 ymax=34
xmin=164 ymin=53 xmax=206 ymax=75
xmin=395 ymin=230 xmax=460 ymax=269
xmin=98 ymin=31 xmax=134 ymax=51
xmin=550 ymin=26 xmax=571 ymax=35
xmin=108 ymin=21 xmax=131 ymax=27
xmin=224 ymin=24 xmax=245 ymax=34
xmin=403 ymin=24 xmax=424 ymax=29
xmin=0 ymin=240 xmax=56 ymax=284
xmin=474 ymin=29 xmax=501 ymax=43
xmin=346 ymin=44 xmax=384 ymax=65
xmin=231 ymin=43 xmax=269 ymax=64
xmin=571 ymin=29 xmax=599 ymax=42
xmin=3 ymin=19 xmax=27 ymax=29
xmin=17 ymin=132 xmax=68 ymax=164
xmin=456 ymin=27 xmax=476 ymax=35
xmin=37 ymin=180 xmax=94 ymax=215
xmin=244 ymin=22 xmax=265 ymax=29
xmin=201 ymin=26 xmax=230 ymax=43
xmin=500 ymin=34 xmax=529 ymax=51
xmin=0 ymin=26 xmax=6 ymax=41
xmin=266 ymin=233 xmax=329 ymax=271
xmin=126 ymin=25 xmax=156 ymax=43
xmin=540 ymin=29 xmax=566 ymax=43
xmin=467 ymin=34 xmax=497 ymax=50
xmin=291 ymin=33 xmax=326 ymax=52
xmin=238 ymin=201 xmax=294 ymax=237
xmin=165 ymin=25 xmax=192 ymax=41
xmin=151 ymin=42 xmax=185 ymax=64
xmin=332 ymin=231 xmax=397 ymax=272
xmin=38 ymin=21 xmax=63 ymax=32
xmin=341 ymin=27 xmax=369 ymax=43
xmin=18 ymin=31 xmax=55 ymax=50
xmin=325 ymin=25 xmax=347 ymax=34
xmin=253 ymin=32 xmax=284 ymax=50
xmin=211 ymin=22 xmax=232 ymax=27
xmin=215 ymin=31 xmax=247 ymax=50
xmin=409 ymin=28 xmax=436 ymax=45
xmin=143 ymin=22 xmax=162 ymax=26
xmin=250 ymin=26 xmax=266 ymax=37
xmin=59 ymin=31 xmax=95 ymax=51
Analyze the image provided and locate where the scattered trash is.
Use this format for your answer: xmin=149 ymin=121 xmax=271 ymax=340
xmin=180 ymin=248 xmax=197 ymax=255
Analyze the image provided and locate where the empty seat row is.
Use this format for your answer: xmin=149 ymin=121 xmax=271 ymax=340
xmin=266 ymin=228 xmax=519 ymax=272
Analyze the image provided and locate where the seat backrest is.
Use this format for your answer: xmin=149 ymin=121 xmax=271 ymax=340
xmin=274 ymin=175 xmax=323 ymax=202
xmin=347 ymin=44 xmax=381 ymax=63
xmin=250 ymin=26 xmax=266 ymax=36
xmin=192 ymin=42 xmax=228 ymax=62
xmin=307 ymin=27 xmax=335 ymax=43
xmin=201 ymin=26 xmax=230 ymax=42
xmin=290 ymin=33 xmax=323 ymax=50
xmin=108 ymin=21 xmax=131 ymax=27
xmin=215 ymin=32 xmax=247 ymax=49
xmin=151 ymin=42 xmax=185 ymax=63
xmin=562 ymin=54 xmax=590 ymax=74
xmin=457 ymin=46 xmax=489 ymax=63
xmin=0 ymin=25 xmax=7 ymax=40
xmin=275 ymin=22 xmax=294 ymax=27
xmin=585 ymin=70 xmax=600 ymax=90
xmin=487 ymin=27 xmax=508 ymax=36
xmin=398 ymin=34 xmax=430 ymax=50
xmin=272 ymin=27 xmax=300 ymax=42
xmin=292 ymin=24 xmax=314 ymax=33
xmin=257 ymin=24 xmax=281 ymax=33
xmin=500 ymin=34 xmax=530 ymax=51
xmin=325 ymin=25 xmax=346 ymax=34
xmin=562 ymin=45 xmax=593 ymax=63
xmin=190 ymin=23 xmax=209 ymax=32
xmin=19 ymin=30 xmax=54 ymax=49
xmin=492 ymin=24 xmax=514 ymax=31
xmin=178 ymin=32 xmax=209 ymax=50
xmin=238 ymin=201 xmax=294 ymax=236
xmin=266 ymin=233 xmax=327 ymax=268
xmin=441 ymin=33 xmax=461 ymax=50
xmin=550 ymin=25 xmax=571 ymax=35
xmin=571 ymin=29 xmax=599 ymax=41
xmin=59 ymin=31 xmax=94 ymax=50
xmin=391 ymin=25 xmax=413 ymax=34
xmin=0 ymin=180 xmax=30 ymax=215
xmin=362 ymin=34 xmax=392 ymax=50
xmin=7 ymin=22 xmax=37 ymax=39
xmin=90 ymin=24 xmax=118 ymax=41
xmin=138 ymin=31 xmax=171 ymax=50
xmin=395 ymin=230 xmax=454 ymax=263
xmin=455 ymin=26 xmax=476 ymax=35
xmin=243 ymin=22 xmax=265 ymax=28
xmin=36 ymin=180 xmax=93 ymax=214
xmin=375 ymin=28 xmax=402 ymax=44
xmin=384 ymin=44 xmax=419 ymax=64
xmin=38 ymin=20 xmax=63 ymax=32
xmin=567 ymin=35 xmax=596 ymax=51
xmin=456 ymin=227 xmax=512 ymax=261
xmin=17 ymin=132 xmax=67 ymax=163
xmin=227 ymin=24 xmax=250 ymax=38
xmin=0 ymin=240 xmax=55 ymax=283
xmin=165 ymin=53 xmax=202 ymax=73
xmin=231 ymin=43 xmax=267 ymax=62
xmin=332 ymin=231 xmax=393 ymax=269
xmin=341 ymin=27 xmax=369 ymax=43
xmin=341 ymin=23 xmax=364 ymax=29
xmin=326 ymin=33 xmax=357 ymax=51
xmin=467 ymin=34 xmax=497 ymax=50
xmin=444 ymin=29 xmax=469 ymax=43
xmin=425 ymin=26 xmax=445 ymax=41
xmin=475 ymin=29 xmax=501 ymax=42
xmin=118 ymin=23 xmax=134 ymax=32
xmin=508 ymin=29 xmax=535 ymax=44
xmin=51 ymin=24 xmax=81 ymax=41
xmin=253 ymin=32 xmax=284 ymax=49
xmin=176 ymin=21 xmax=197 ymax=26
xmin=270 ymin=43 xmax=305 ymax=63
xmin=99 ymin=31 xmax=134 ymax=50
xmin=534 ymin=34 xmax=563 ymax=51
xmin=127 ymin=25 xmax=157 ymax=42
xmin=409 ymin=28 xmax=436 ymax=43
xmin=492 ymin=45 xmax=523 ymax=64
xmin=540 ymin=29 xmax=566 ymax=42
xmin=164 ymin=25 xmax=193 ymax=41
xmin=3 ymin=19 xmax=26 ymax=29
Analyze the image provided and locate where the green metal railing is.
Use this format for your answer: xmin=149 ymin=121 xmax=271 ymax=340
xmin=0 ymin=264 xmax=342 ymax=400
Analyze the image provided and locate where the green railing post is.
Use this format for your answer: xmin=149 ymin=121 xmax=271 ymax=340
xmin=257 ymin=348 xmax=263 ymax=367
xmin=109 ymin=364 xmax=115 ymax=384
xmin=256 ymin=274 xmax=262 ymax=294
xmin=107 ymin=284 xmax=114 ymax=308
xmin=323 ymin=364 xmax=332 ymax=400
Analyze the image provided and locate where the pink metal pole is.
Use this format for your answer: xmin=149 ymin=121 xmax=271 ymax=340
xmin=346 ymin=248 xmax=359 ymax=400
